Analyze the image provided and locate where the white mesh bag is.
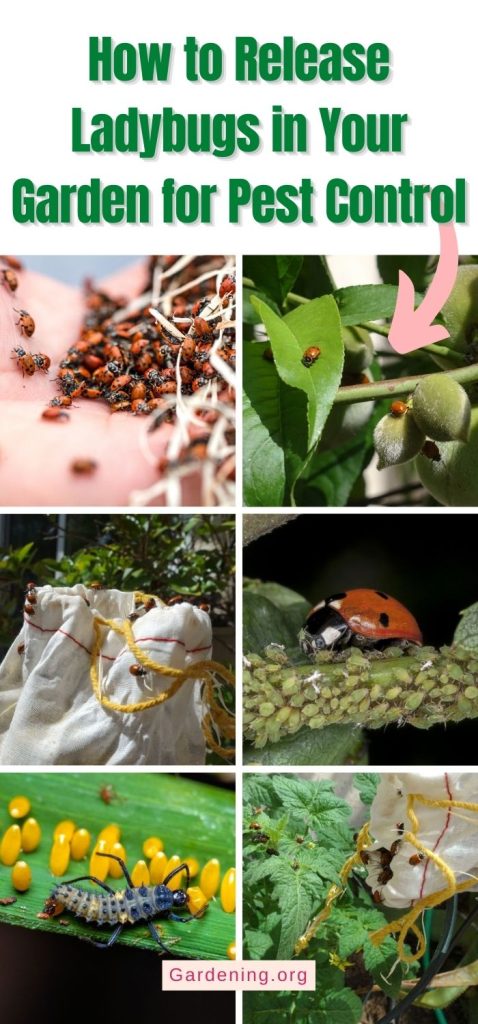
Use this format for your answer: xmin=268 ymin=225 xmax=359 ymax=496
xmin=0 ymin=585 xmax=212 ymax=765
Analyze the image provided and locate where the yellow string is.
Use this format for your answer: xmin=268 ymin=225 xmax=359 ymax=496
xmin=294 ymin=822 xmax=373 ymax=954
xmin=369 ymin=792 xmax=478 ymax=962
xmin=298 ymin=791 xmax=478 ymax=963
xmin=89 ymin=594 xmax=235 ymax=758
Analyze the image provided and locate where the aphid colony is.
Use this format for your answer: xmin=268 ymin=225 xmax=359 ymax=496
xmin=49 ymin=256 xmax=235 ymax=415
xmin=0 ymin=795 xmax=236 ymax=932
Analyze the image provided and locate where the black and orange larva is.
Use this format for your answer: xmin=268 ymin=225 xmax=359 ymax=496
xmin=42 ymin=852 xmax=204 ymax=953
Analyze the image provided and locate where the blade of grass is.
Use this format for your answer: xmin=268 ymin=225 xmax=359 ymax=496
xmin=0 ymin=773 xmax=235 ymax=960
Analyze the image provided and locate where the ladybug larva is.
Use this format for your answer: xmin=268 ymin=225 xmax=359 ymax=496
xmin=299 ymin=588 xmax=423 ymax=657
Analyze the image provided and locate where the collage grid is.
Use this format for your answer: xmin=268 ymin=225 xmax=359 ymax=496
xmin=1 ymin=250 xmax=478 ymax=1024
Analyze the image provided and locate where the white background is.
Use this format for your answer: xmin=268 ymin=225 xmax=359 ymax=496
xmin=0 ymin=0 xmax=475 ymax=254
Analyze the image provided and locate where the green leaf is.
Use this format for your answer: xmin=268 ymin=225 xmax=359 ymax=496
xmin=292 ymin=255 xmax=336 ymax=300
xmin=377 ymin=255 xmax=434 ymax=291
xmin=244 ymin=256 xmax=303 ymax=306
xmin=337 ymin=919 xmax=368 ymax=958
xmin=252 ymin=295 xmax=344 ymax=453
xmin=453 ymin=602 xmax=478 ymax=650
xmin=243 ymin=286 xmax=281 ymax=326
xmin=335 ymin=284 xmax=422 ymax=326
xmin=243 ymin=724 xmax=366 ymax=767
xmin=0 ymin=773 xmax=234 ymax=959
xmin=250 ymin=857 xmax=318 ymax=958
xmin=353 ymin=773 xmax=380 ymax=806
xmin=243 ymin=343 xmax=286 ymax=506
xmin=244 ymin=928 xmax=274 ymax=959
xmin=244 ymin=991 xmax=290 ymax=1024
xmin=316 ymin=987 xmax=363 ymax=1024
xmin=272 ymin=777 xmax=351 ymax=828
xmin=277 ymin=839 xmax=342 ymax=882
xmin=243 ymin=342 xmax=308 ymax=506
xmin=243 ymin=580 xmax=309 ymax=636
xmin=243 ymin=590 xmax=301 ymax=655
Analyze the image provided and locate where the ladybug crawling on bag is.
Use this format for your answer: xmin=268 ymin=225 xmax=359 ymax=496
xmin=299 ymin=588 xmax=423 ymax=658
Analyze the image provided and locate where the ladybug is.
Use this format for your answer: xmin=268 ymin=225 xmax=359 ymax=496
xmin=299 ymin=588 xmax=423 ymax=657
xmin=129 ymin=663 xmax=147 ymax=677
xmin=14 ymin=308 xmax=35 ymax=337
xmin=390 ymin=400 xmax=409 ymax=417
xmin=301 ymin=346 xmax=321 ymax=367
xmin=70 ymin=458 xmax=98 ymax=475
xmin=1 ymin=268 xmax=18 ymax=292
xmin=12 ymin=346 xmax=36 ymax=376
xmin=42 ymin=408 xmax=70 ymax=422
xmin=421 ymin=440 xmax=441 ymax=463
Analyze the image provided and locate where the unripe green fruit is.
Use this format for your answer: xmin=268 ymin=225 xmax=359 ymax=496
xmin=416 ymin=406 xmax=478 ymax=506
xmin=342 ymin=326 xmax=374 ymax=373
xmin=411 ymin=375 xmax=471 ymax=442
xmin=432 ymin=265 xmax=478 ymax=368
xmin=374 ymin=411 xmax=425 ymax=470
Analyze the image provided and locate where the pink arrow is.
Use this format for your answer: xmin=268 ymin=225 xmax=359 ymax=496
xmin=388 ymin=223 xmax=459 ymax=355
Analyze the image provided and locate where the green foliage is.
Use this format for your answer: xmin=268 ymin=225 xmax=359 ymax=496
xmin=377 ymin=254 xmax=436 ymax=292
xmin=0 ymin=516 xmax=235 ymax=647
xmin=353 ymin=773 xmax=380 ymax=806
xmin=454 ymin=602 xmax=478 ymax=650
xmin=0 ymin=542 xmax=43 ymax=646
xmin=243 ymin=775 xmax=410 ymax=1024
xmin=244 ymin=256 xmax=304 ymax=307
xmin=335 ymin=283 xmax=408 ymax=325
xmin=243 ymin=254 xmax=478 ymax=507
xmin=245 ymin=293 xmax=343 ymax=505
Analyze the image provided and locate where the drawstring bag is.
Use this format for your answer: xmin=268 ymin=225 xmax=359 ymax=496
xmin=0 ymin=585 xmax=234 ymax=766
xmin=296 ymin=771 xmax=478 ymax=962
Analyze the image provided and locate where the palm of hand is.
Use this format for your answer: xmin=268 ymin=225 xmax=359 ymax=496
xmin=0 ymin=262 xmax=200 ymax=506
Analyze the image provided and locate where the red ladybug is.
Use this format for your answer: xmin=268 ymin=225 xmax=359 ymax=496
xmin=299 ymin=588 xmax=423 ymax=657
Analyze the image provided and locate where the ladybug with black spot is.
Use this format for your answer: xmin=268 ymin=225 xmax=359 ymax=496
xmin=299 ymin=588 xmax=423 ymax=657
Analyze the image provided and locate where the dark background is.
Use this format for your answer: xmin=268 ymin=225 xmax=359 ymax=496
xmin=243 ymin=513 xmax=477 ymax=764
xmin=0 ymin=924 xmax=234 ymax=1024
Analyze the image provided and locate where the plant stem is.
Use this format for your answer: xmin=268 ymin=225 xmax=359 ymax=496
xmin=244 ymin=645 xmax=478 ymax=749
xmin=286 ymin=290 xmax=308 ymax=306
xmin=359 ymin=321 xmax=464 ymax=363
xmin=359 ymin=320 xmax=390 ymax=338
xmin=333 ymin=362 xmax=478 ymax=405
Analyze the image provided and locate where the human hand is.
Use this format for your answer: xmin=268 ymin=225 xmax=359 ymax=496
xmin=0 ymin=261 xmax=202 ymax=506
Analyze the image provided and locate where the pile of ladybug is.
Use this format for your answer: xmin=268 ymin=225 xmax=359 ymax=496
xmin=50 ymin=255 xmax=235 ymax=418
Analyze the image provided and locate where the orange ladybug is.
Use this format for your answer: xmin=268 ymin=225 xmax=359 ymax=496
xmin=299 ymin=588 xmax=423 ymax=656
xmin=301 ymin=346 xmax=321 ymax=367
xmin=14 ymin=308 xmax=35 ymax=337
